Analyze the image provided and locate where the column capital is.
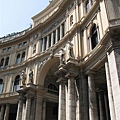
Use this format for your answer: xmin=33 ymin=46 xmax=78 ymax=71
xmin=65 ymin=71 xmax=77 ymax=78
xmin=86 ymin=70 xmax=96 ymax=76
xmin=55 ymin=68 xmax=67 ymax=78
xmin=57 ymin=77 xmax=67 ymax=84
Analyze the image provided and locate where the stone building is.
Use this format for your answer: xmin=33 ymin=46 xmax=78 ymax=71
xmin=0 ymin=0 xmax=120 ymax=120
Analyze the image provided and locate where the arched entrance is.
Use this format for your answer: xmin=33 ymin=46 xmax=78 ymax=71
xmin=38 ymin=57 xmax=60 ymax=120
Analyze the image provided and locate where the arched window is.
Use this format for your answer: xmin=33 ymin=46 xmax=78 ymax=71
xmin=14 ymin=75 xmax=20 ymax=92
xmin=48 ymin=83 xmax=58 ymax=94
xmin=70 ymin=15 xmax=73 ymax=26
xmin=5 ymin=57 xmax=9 ymax=67
xmin=21 ymin=52 xmax=25 ymax=62
xmin=16 ymin=54 xmax=20 ymax=64
xmin=0 ymin=58 xmax=4 ymax=68
xmin=0 ymin=79 xmax=3 ymax=94
xmin=91 ymin=24 xmax=98 ymax=49
xmin=86 ymin=0 xmax=90 ymax=13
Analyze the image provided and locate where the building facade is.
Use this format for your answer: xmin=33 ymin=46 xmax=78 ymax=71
xmin=0 ymin=0 xmax=120 ymax=120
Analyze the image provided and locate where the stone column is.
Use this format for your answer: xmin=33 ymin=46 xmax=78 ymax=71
xmin=88 ymin=74 xmax=98 ymax=120
xmin=55 ymin=28 xmax=58 ymax=43
xmin=4 ymin=104 xmax=10 ymax=120
xmin=46 ymin=36 xmax=49 ymax=49
xmin=16 ymin=93 xmax=24 ymax=120
xmin=51 ymin=32 xmax=54 ymax=46
xmin=42 ymin=100 xmax=46 ymax=120
xmin=105 ymin=61 xmax=116 ymax=120
xmin=35 ymin=95 xmax=43 ymax=120
xmin=98 ymin=91 xmax=106 ymax=120
xmin=25 ymin=94 xmax=31 ymax=120
xmin=0 ymin=105 xmax=5 ymax=120
xmin=40 ymin=39 xmax=42 ymax=52
xmin=60 ymin=25 xmax=63 ymax=40
xmin=55 ymin=69 xmax=67 ymax=120
xmin=57 ymin=78 xmax=66 ymax=120
xmin=66 ymin=72 xmax=76 ymax=120
xmin=42 ymin=38 xmax=45 ymax=52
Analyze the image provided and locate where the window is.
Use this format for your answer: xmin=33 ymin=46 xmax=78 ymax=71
xmin=7 ymin=47 xmax=11 ymax=52
xmin=62 ymin=23 xmax=65 ymax=38
xmin=49 ymin=34 xmax=51 ymax=47
xmin=21 ymin=52 xmax=25 ymax=62
xmin=91 ymin=24 xmax=98 ymax=49
xmin=48 ymin=84 xmax=58 ymax=95
xmin=0 ymin=79 xmax=3 ymax=94
xmin=18 ymin=43 xmax=22 ymax=48
xmin=23 ymin=41 xmax=27 ymax=46
xmin=5 ymin=57 xmax=9 ymax=67
xmin=58 ymin=27 xmax=60 ymax=41
xmin=86 ymin=0 xmax=90 ymax=13
xmin=0 ymin=58 xmax=4 ymax=68
xmin=14 ymin=75 xmax=20 ymax=92
xmin=70 ymin=15 xmax=73 ymax=26
xmin=3 ymin=48 xmax=6 ymax=53
xmin=33 ymin=34 xmax=38 ymax=39
xmin=16 ymin=54 xmax=21 ymax=64
xmin=53 ymin=31 xmax=56 ymax=44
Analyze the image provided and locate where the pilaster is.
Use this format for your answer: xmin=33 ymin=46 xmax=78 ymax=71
xmin=55 ymin=68 xmax=67 ymax=120
xmin=87 ymin=71 xmax=98 ymax=120
xmin=65 ymin=71 xmax=76 ymax=120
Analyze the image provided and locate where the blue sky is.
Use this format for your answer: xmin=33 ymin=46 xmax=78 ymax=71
xmin=0 ymin=0 xmax=49 ymax=37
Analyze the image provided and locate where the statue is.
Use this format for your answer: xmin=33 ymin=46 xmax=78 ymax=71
xmin=60 ymin=48 xmax=65 ymax=66
xmin=29 ymin=69 xmax=33 ymax=83
xmin=20 ymin=70 xmax=26 ymax=85
xmin=68 ymin=41 xmax=74 ymax=58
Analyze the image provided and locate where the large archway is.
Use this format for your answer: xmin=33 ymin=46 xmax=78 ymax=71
xmin=38 ymin=57 xmax=60 ymax=86
xmin=38 ymin=57 xmax=60 ymax=120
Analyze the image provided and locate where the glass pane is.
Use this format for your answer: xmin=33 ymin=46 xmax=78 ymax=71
xmin=0 ymin=84 xmax=3 ymax=94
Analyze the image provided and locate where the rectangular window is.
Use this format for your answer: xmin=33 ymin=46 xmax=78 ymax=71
xmin=7 ymin=47 xmax=11 ymax=52
xmin=23 ymin=41 xmax=27 ymax=46
xmin=3 ymin=48 xmax=6 ymax=53
xmin=0 ymin=84 xmax=3 ymax=94
xmin=18 ymin=43 xmax=22 ymax=48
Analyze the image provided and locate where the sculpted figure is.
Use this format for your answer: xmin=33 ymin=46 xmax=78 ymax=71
xmin=20 ymin=70 xmax=26 ymax=85
xmin=60 ymin=48 xmax=65 ymax=65
xmin=29 ymin=69 xmax=33 ymax=83
xmin=68 ymin=41 xmax=74 ymax=58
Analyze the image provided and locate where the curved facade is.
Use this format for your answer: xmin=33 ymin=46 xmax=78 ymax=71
xmin=0 ymin=0 xmax=120 ymax=120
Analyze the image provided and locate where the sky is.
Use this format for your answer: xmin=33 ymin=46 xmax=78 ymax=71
xmin=0 ymin=0 xmax=49 ymax=37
